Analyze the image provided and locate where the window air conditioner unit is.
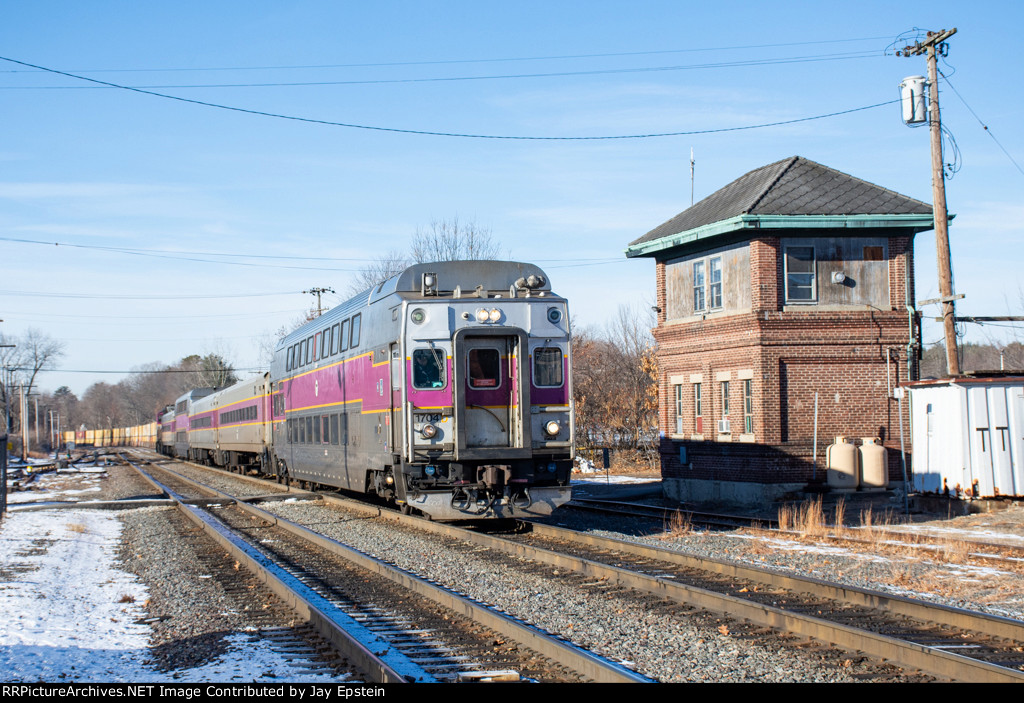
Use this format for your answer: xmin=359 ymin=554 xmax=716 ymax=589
xmin=718 ymin=419 xmax=731 ymax=434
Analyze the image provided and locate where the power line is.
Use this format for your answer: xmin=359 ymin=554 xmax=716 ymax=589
xmin=0 ymin=35 xmax=895 ymax=74
xmin=939 ymin=70 xmax=1024 ymax=178
xmin=3 ymin=50 xmax=882 ymax=89
xmin=0 ymin=289 xmax=300 ymax=300
xmin=11 ymin=366 xmax=267 ymax=374
xmin=0 ymin=55 xmax=899 ymax=140
xmin=0 ymin=235 xmax=626 ymax=267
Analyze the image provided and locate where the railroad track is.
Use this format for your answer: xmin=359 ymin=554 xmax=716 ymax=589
xmin=566 ymin=497 xmax=1024 ymax=568
xmin=127 ymin=452 xmax=1024 ymax=681
xmin=122 ymin=453 xmax=649 ymax=684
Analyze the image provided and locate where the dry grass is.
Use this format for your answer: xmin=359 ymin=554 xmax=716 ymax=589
xmin=661 ymin=510 xmax=693 ymax=538
xmin=832 ymin=498 xmax=846 ymax=537
xmin=118 ymin=594 xmax=135 ymax=604
xmin=777 ymin=496 xmax=829 ymax=537
xmin=66 ymin=523 xmax=87 ymax=534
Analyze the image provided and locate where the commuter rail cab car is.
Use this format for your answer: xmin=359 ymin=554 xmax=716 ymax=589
xmin=270 ymin=260 xmax=574 ymax=520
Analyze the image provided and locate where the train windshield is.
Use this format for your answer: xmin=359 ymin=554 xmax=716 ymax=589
xmin=412 ymin=349 xmax=445 ymax=389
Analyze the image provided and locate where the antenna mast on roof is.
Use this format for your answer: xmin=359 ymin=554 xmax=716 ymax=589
xmin=690 ymin=147 xmax=695 ymax=206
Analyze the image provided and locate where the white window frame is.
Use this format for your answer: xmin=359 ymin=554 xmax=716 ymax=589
xmin=674 ymin=384 xmax=684 ymax=433
xmin=693 ymin=261 xmax=706 ymax=312
xmin=784 ymin=245 xmax=817 ymax=303
xmin=708 ymin=256 xmax=723 ymax=309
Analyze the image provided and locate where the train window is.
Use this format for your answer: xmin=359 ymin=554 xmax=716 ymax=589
xmin=412 ymin=349 xmax=446 ymax=389
xmin=320 ymin=330 xmax=328 ymax=358
xmin=314 ymin=332 xmax=321 ymax=361
xmin=330 ymin=415 xmax=339 ymax=445
xmin=340 ymin=319 xmax=350 ymax=352
xmin=340 ymin=414 xmax=348 ymax=445
xmin=468 ymin=348 xmax=501 ymax=389
xmin=313 ymin=415 xmax=321 ymax=443
xmin=330 ymin=323 xmax=340 ymax=355
xmin=306 ymin=336 xmax=314 ymax=364
xmin=297 ymin=340 xmax=305 ymax=368
xmin=321 ymin=415 xmax=329 ymax=444
xmin=350 ymin=314 xmax=362 ymax=348
xmin=533 ymin=347 xmax=563 ymax=387
xmin=305 ymin=416 xmax=313 ymax=443
xmin=286 ymin=346 xmax=294 ymax=372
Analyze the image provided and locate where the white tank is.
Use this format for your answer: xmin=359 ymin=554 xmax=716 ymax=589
xmin=859 ymin=437 xmax=888 ymax=491
xmin=827 ymin=436 xmax=858 ymax=490
xmin=899 ymin=76 xmax=928 ymax=124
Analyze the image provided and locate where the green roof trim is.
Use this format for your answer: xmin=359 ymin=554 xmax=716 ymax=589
xmin=624 ymin=213 xmax=937 ymax=259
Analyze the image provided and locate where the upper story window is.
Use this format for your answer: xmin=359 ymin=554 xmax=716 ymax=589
xmin=708 ymin=256 xmax=722 ymax=309
xmin=693 ymin=261 xmax=706 ymax=311
xmin=785 ymin=246 xmax=816 ymax=302
xmin=690 ymin=256 xmax=722 ymax=312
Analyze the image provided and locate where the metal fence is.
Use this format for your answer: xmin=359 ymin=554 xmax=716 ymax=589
xmin=1 ymin=434 xmax=7 ymax=521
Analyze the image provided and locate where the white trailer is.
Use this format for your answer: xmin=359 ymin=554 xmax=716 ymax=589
xmin=905 ymin=376 xmax=1024 ymax=498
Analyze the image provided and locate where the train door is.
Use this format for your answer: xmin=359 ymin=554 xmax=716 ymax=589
xmin=462 ymin=336 xmax=516 ymax=448
xmin=389 ymin=342 xmax=403 ymax=456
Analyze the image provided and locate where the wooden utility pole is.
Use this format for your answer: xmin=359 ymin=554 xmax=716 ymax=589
xmin=303 ymin=287 xmax=335 ymax=318
xmin=900 ymin=28 xmax=960 ymax=375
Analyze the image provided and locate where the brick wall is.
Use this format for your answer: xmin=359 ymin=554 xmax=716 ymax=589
xmin=654 ymin=231 xmax=914 ymax=488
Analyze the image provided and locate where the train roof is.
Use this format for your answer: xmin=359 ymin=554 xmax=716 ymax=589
xmin=373 ymin=260 xmax=551 ymax=299
xmin=277 ymin=260 xmax=555 ymax=349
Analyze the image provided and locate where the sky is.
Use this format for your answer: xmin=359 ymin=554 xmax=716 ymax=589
xmin=1 ymin=1 xmax=1021 ymax=399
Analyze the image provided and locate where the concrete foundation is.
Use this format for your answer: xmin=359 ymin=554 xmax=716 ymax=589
xmin=663 ymin=476 xmax=806 ymax=506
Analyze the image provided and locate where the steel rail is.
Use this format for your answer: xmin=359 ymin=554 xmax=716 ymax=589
xmin=131 ymin=451 xmax=1024 ymax=681
xmin=129 ymin=457 xmax=651 ymax=684
xmin=305 ymin=494 xmax=1024 ymax=683
xmin=126 ymin=459 xmax=424 ymax=683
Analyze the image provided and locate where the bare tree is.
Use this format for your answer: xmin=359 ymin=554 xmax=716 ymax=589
xmin=571 ymin=304 xmax=658 ymax=450
xmin=346 ymin=249 xmax=410 ymax=297
xmin=0 ymin=328 xmax=65 ymax=432
xmin=179 ymin=353 xmax=238 ymax=390
xmin=346 ymin=218 xmax=505 ymax=297
xmin=411 ymin=217 xmax=502 ymax=263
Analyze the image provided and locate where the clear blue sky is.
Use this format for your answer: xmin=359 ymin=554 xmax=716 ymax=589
xmin=2 ymin=1 xmax=1021 ymax=397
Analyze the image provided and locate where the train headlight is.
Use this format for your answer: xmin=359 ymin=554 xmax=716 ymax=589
xmin=488 ymin=308 xmax=501 ymax=322
xmin=544 ymin=420 xmax=560 ymax=437
xmin=547 ymin=307 xmax=562 ymax=324
xmin=420 ymin=423 xmax=438 ymax=439
xmin=410 ymin=308 xmax=426 ymax=324
xmin=474 ymin=308 xmax=490 ymax=323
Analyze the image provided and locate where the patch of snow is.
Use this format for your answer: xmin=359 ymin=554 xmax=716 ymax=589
xmin=572 ymin=476 xmax=660 ymax=485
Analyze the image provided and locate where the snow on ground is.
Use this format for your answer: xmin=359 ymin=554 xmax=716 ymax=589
xmin=0 ymin=480 xmax=346 ymax=682
xmin=6 ymin=471 xmax=104 ymax=505
xmin=572 ymin=475 xmax=660 ymax=485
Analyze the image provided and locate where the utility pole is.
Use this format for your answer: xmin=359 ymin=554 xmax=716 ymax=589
xmin=900 ymin=28 xmax=960 ymax=376
xmin=303 ymin=287 xmax=335 ymax=318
